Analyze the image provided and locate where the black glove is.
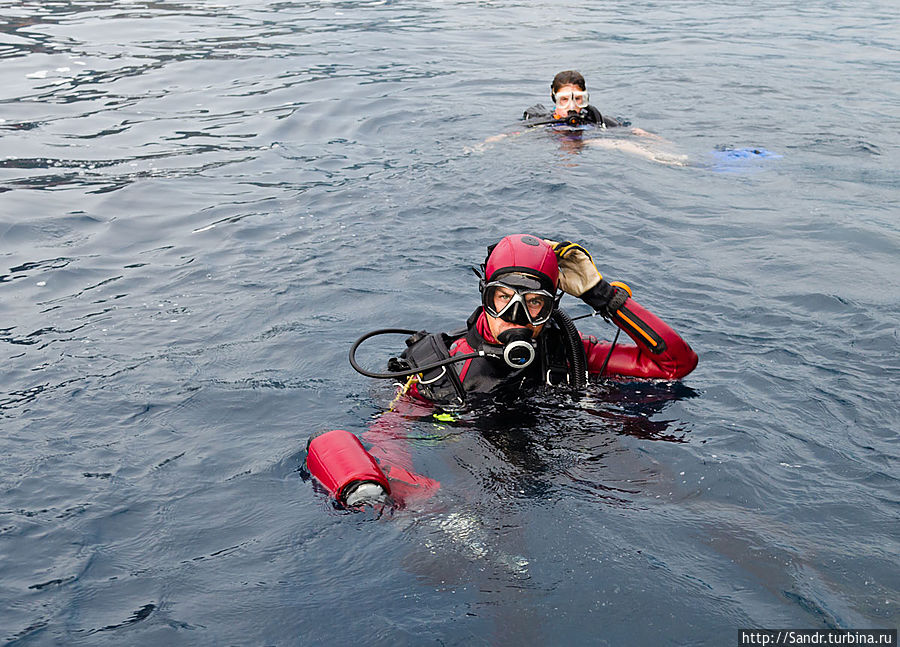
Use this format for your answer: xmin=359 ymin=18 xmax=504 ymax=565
xmin=582 ymin=279 xmax=630 ymax=318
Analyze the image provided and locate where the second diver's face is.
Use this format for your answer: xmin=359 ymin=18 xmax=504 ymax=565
xmin=553 ymin=83 xmax=589 ymax=118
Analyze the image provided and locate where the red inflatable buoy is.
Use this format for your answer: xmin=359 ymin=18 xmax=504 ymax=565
xmin=306 ymin=430 xmax=391 ymax=504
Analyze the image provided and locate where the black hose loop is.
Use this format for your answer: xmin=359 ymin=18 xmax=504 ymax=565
xmin=551 ymin=309 xmax=587 ymax=390
xmin=349 ymin=328 xmax=483 ymax=380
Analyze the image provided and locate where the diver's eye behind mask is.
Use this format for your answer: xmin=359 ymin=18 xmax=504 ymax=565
xmin=482 ymin=281 xmax=555 ymax=326
xmin=554 ymin=90 xmax=589 ymax=110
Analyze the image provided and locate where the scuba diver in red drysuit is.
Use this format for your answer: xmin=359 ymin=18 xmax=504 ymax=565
xmin=306 ymin=234 xmax=698 ymax=507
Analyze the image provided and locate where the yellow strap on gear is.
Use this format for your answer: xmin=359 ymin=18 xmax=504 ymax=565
xmin=388 ymin=374 xmax=419 ymax=411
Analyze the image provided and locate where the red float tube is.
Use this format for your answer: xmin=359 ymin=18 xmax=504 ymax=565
xmin=306 ymin=430 xmax=390 ymax=503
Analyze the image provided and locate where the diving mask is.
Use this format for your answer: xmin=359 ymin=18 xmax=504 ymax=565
xmin=482 ymin=276 xmax=556 ymax=326
xmin=554 ymin=89 xmax=589 ymax=110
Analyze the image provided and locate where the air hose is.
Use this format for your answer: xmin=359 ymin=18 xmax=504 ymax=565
xmin=349 ymin=328 xmax=503 ymax=380
xmin=350 ymin=311 xmax=590 ymax=388
xmin=551 ymin=308 xmax=587 ymax=390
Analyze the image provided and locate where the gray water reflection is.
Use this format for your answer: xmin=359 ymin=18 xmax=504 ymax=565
xmin=1 ymin=0 xmax=899 ymax=644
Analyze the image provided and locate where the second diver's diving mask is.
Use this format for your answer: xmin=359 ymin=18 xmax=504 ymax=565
xmin=482 ymin=273 xmax=557 ymax=327
xmin=554 ymin=89 xmax=589 ymax=111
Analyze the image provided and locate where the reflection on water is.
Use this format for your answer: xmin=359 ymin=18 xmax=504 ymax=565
xmin=1 ymin=0 xmax=899 ymax=643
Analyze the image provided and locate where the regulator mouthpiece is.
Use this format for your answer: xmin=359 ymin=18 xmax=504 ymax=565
xmin=565 ymin=110 xmax=584 ymax=126
xmin=497 ymin=328 xmax=536 ymax=368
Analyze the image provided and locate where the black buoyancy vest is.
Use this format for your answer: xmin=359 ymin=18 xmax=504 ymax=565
xmin=390 ymin=329 xmax=467 ymax=405
xmin=390 ymin=311 xmax=574 ymax=405
xmin=521 ymin=103 xmax=619 ymax=128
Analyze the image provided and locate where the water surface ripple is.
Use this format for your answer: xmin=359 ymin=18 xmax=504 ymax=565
xmin=1 ymin=0 xmax=898 ymax=644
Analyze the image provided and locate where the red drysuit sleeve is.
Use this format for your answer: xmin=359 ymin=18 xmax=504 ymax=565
xmin=360 ymin=395 xmax=441 ymax=504
xmin=583 ymin=296 xmax=698 ymax=380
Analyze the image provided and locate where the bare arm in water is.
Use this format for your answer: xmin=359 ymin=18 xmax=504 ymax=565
xmin=582 ymin=136 xmax=688 ymax=166
xmin=466 ymin=128 xmax=687 ymax=166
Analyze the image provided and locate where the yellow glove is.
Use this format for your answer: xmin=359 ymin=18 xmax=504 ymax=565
xmin=545 ymin=239 xmax=633 ymax=316
xmin=543 ymin=239 xmax=603 ymax=297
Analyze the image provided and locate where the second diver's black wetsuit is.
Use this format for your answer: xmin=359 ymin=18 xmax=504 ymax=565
xmin=522 ymin=103 xmax=621 ymax=128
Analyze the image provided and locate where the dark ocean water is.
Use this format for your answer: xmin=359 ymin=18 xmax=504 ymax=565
xmin=1 ymin=1 xmax=898 ymax=644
